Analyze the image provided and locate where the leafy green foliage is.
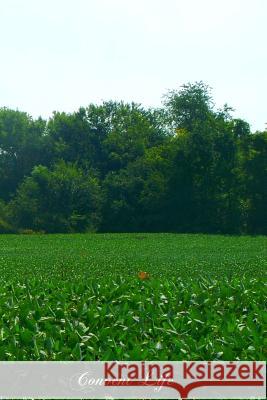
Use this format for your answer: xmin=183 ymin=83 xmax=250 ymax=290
xmin=0 ymin=82 xmax=266 ymax=234
xmin=0 ymin=108 xmax=46 ymax=200
xmin=0 ymin=200 xmax=13 ymax=233
xmin=0 ymin=233 xmax=266 ymax=361
xmin=9 ymin=161 xmax=102 ymax=233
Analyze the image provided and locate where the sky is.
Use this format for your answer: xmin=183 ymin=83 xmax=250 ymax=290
xmin=0 ymin=0 xmax=266 ymax=131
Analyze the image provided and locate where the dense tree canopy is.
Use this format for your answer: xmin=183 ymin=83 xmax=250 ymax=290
xmin=0 ymin=82 xmax=266 ymax=234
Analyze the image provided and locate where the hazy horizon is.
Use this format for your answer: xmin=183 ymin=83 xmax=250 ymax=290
xmin=0 ymin=0 xmax=266 ymax=131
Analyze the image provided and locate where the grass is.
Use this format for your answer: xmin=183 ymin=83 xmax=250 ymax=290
xmin=0 ymin=233 xmax=266 ymax=361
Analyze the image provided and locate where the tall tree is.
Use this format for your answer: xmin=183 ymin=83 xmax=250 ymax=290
xmin=9 ymin=161 xmax=103 ymax=233
xmin=0 ymin=108 xmax=46 ymax=200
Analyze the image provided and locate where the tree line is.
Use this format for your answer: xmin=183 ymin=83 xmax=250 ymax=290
xmin=0 ymin=82 xmax=266 ymax=234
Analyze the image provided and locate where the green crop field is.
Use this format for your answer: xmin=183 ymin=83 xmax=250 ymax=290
xmin=0 ymin=233 xmax=266 ymax=361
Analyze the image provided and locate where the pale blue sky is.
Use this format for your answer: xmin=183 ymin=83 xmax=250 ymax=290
xmin=0 ymin=0 xmax=266 ymax=131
